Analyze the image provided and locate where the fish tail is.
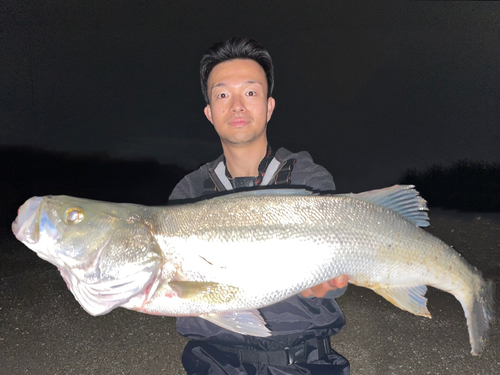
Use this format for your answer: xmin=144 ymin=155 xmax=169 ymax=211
xmin=463 ymin=278 xmax=495 ymax=355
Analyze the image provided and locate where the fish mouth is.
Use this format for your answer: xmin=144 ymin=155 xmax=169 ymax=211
xmin=12 ymin=197 xmax=44 ymax=244
xmin=13 ymin=196 xmax=62 ymax=267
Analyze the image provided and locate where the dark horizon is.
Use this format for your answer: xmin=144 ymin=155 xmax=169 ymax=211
xmin=1 ymin=146 xmax=498 ymax=221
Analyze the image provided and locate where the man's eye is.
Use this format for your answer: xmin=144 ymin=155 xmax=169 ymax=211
xmin=247 ymin=91 xmax=256 ymax=96
xmin=218 ymin=93 xmax=228 ymax=98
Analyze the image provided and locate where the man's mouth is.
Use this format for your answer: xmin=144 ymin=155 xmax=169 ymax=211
xmin=228 ymin=118 xmax=250 ymax=127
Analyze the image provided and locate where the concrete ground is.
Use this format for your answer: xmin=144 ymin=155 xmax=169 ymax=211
xmin=1 ymin=209 xmax=499 ymax=374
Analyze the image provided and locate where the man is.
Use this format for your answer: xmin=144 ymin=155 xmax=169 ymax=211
xmin=169 ymin=38 xmax=350 ymax=375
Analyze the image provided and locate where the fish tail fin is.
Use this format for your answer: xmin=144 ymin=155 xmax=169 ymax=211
xmin=461 ymin=278 xmax=495 ymax=355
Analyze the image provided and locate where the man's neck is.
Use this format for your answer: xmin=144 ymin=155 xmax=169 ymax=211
xmin=222 ymin=139 xmax=268 ymax=178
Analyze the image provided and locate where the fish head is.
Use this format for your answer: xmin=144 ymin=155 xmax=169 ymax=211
xmin=12 ymin=195 xmax=163 ymax=315
xmin=13 ymin=195 xmax=124 ymax=268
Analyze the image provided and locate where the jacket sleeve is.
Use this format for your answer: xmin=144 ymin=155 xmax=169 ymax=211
xmin=169 ymin=162 xmax=217 ymax=202
xmin=169 ymin=176 xmax=193 ymax=201
xmin=288 ymin=151 xmax=336 ymax=192
xmin=168 ymin=165 xmax=210 ymax=201
xmin=304 ymin=163 xmax=336 ymax=192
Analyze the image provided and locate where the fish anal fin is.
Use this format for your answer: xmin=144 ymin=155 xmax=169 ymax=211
xmin=372 ymin=285 xmax=432 ymax=318
xmin=200 ymin=310 xmax=271 ymax=337
xmin=169 ymin=281 xmax=241 ymax=304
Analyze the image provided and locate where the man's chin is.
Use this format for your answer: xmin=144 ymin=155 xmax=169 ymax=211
xmin=221 ymin=128 xmax=267 ymax=147
xmin=223 ymin=137 xmax=259 ymax=147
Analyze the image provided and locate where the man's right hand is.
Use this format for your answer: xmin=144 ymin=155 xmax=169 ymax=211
xmin=300 ymin=275 xmax=349 ymax=298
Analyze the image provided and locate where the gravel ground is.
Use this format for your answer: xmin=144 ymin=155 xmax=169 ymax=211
xmin=1 ymin=208 xmax=499 ymax=374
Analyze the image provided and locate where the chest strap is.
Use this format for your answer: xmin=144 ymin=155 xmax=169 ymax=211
xmin=209 ymin=156 xmax=293 ymax=192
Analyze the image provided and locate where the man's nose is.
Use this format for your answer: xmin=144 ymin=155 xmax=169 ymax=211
xmin=230 ymin=96 xmax=246 ymax=112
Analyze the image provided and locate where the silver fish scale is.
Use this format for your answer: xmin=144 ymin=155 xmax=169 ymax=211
xmin=144 ymin=194 xmax=475 ymax=315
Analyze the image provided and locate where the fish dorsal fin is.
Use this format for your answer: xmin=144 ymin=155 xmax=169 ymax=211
xmin=211 ymin=188 xmax=315 ymax=200
xmin=345 ymin=185 xmax=429 ymax=227
xmin=226 ymin=189 xmax=315 ymax=198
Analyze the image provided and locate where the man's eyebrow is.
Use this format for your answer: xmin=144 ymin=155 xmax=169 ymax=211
xmin=212 ymin=82 xmax=227 ymax=89
xmin=243 ymin=80 xmax=262 ymax=86
xmin=211 ymin=80 xmax=263 ymax=90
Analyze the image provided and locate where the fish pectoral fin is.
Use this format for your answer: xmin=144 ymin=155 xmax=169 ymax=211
xmin=372 ymin=285 xmax=432 ymax=318
xmin=170 ymin=281 xmax=271 ymax=336
xmin=200 ymin=310 xmax=271 ymax=337
xmin=169 ymin=281 xmax=241 ymax=304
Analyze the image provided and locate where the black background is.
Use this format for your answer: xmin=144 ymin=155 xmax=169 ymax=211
xmin=2 ymin=1 xmax=499 ymax=218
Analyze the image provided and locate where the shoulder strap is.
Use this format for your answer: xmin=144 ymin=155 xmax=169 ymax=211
xmin=211 ymin=161 xmax=233 ymax=191
xmin=261 ymin=157 xmax=283 ymax=185
xmin=262 ymin=158 xmax=296 ymax=186
xmin=273 ymin=158 xmax=296 ymax=185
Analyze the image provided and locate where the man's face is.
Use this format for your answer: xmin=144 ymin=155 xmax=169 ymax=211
xmin=204 ymin=59 xmax=275 ymax=147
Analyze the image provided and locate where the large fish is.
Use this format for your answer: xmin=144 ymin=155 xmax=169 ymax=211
xmin=12 ymin=185 xmax=493 ymax=355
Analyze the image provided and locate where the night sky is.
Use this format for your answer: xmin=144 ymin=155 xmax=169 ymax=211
xmin=2 ymin=1 xmax=499 ymax=195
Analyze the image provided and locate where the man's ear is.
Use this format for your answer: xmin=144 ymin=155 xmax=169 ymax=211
xmin=267 ymin=97 xmax=276 ymax=122
xmin=204 ymin=105 xmax=213 ymax=124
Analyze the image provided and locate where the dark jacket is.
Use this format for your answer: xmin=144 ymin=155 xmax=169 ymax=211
xmin=169 ymin=147 xmax=349 ymax=375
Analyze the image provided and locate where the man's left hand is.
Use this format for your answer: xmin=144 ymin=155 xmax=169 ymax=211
xmin=300 ymin=275 xmax=349 ymax=298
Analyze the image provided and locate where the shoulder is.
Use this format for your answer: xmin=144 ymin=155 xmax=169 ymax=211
xmin=276 ymin=147 xmax=335 ymax=192
xmin=168 ymin=155 xmax=224 ymax=201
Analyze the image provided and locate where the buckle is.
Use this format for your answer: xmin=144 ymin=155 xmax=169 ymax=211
xmin=317 ymin=337 xmax=331 ymax=358
xmin=283 ymin=347 xmax=293 ymax=365
xmin=284 ymin=343 xmax=308 ymax=364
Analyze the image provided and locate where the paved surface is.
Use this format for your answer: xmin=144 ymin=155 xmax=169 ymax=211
xmin=1 ymin=209 xmax=499 ymax=374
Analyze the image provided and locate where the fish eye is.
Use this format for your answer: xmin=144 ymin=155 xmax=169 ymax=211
xmin=65 ymin=207 xmax=84 ymax=224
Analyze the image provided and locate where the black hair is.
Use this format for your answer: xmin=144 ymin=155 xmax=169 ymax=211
xmin=200 ymin=37 xmax=274 ymax=104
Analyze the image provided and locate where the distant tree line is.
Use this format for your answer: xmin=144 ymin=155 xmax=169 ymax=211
xmin=0 ymin=147 xmax=190 ymax=235
xmin=400 ymin=160 xmax=500 ymax=212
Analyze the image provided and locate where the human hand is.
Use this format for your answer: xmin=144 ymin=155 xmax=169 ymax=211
xmin=300 ymin=275 xmax=349 ymax=298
